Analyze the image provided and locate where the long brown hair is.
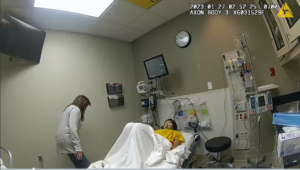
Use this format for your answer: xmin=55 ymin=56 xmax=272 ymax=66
xmin=64 ymin=95 xmax=91 ymax=121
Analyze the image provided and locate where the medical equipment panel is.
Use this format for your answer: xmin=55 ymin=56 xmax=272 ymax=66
xmin=256 ymin=94 xmax=268 ymax=113
xmin=267 ymin=92 xmax=273 ymax=110
xmin=143 ymin=54 xmax=169 ymax=80
xmin=136 ymin=81 xmax=150 ymax=94
xmin=249 ymin=96 xmax=256 ymax=114
xmin=141 ymin=99 xmax=149 ymax=108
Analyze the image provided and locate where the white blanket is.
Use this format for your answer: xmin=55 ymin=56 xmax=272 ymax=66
xmin=88 ymin=123 xmax=191 ymax=169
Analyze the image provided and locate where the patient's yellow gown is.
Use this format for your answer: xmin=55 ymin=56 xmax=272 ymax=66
xmin=155 ymin=129 xmax=185 ymax=145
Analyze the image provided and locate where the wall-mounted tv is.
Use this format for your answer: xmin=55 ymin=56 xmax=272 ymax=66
xmin=0 ymin=13 xmax=46 ymax=64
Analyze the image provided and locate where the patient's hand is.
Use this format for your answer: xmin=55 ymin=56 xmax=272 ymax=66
xmin=171 ymin=140 xmax=181 ymax=150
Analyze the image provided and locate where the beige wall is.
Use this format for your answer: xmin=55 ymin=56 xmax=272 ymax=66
xmin=131 ymin=0 xmax=300 ymax=159
xmin=0 ymin=0 xmax=5 ymax=19
xmin=0 ymin=31 xmax=141 ymax=168
xmin=132 ymin=0 xmax=300 ymax=97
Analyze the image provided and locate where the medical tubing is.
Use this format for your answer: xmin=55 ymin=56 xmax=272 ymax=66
xmin=221 ymin=57 xmax=228 ymax=136
xmin=177 ymin=98 xmax=208 ymax=141
xmin=165 ymin=98 xmax=209 ymax=141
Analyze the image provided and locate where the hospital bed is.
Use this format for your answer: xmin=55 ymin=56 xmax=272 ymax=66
xmin=88 ymin=124 xmax=201 ymax=169
xmin=180 ymin=131 xmax=200 ymax=168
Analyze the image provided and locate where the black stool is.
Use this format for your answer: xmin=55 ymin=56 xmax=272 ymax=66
xmin=200 ymin=137 xmax=235 ymax=168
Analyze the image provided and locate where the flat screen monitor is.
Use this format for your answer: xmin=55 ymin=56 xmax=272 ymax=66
xmin=0 ymin=13 xmax=46 ymax=64
xmin=143 ymin=54 xmax=169 ymax=80
xmin=258 ymin=96 xmax=266 ymax=107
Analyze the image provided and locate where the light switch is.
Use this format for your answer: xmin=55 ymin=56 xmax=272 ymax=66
xmin=207 ymin=82 xmax=213 ymax=90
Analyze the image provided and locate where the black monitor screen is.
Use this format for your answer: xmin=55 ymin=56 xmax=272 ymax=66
xmin=0 ymin=13 xmax=46 ymax=63
xmin=144 ymin=54 xmax=169 ymax=80
xmin=258 ymin=96 xmax=265 ymax=107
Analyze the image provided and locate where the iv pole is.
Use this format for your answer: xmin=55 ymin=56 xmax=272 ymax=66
xmin=238 ymin=32 xmax=271 ymax=168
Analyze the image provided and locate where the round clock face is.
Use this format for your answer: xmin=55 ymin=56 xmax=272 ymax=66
xmin=175 ymin=31 xmax=190 ymax=48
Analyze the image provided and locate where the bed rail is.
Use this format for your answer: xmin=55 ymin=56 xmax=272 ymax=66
xmin=1 ymin=146 xmax=12 ymax=168
xmin=181 ymin=134 xmax=200 ymax=168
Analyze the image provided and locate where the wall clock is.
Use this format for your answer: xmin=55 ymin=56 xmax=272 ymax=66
xmin=175 ymin=31 xmax=191 ymax=48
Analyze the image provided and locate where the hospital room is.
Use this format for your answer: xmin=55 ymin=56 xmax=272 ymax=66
xmin=1 ymin=0 xmax=300 ymax=169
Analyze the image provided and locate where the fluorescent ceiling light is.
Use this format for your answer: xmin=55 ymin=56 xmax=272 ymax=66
xmin=34 ymin=0 xmax=114 ymax=17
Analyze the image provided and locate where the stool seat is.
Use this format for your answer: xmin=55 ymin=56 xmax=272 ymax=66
xmin=205 ymin=136 xmax=231 ymax=153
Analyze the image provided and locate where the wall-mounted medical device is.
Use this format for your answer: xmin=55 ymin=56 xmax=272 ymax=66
xmin=141 ymin=99 xmax=149 ymax=108
xmin=249 ymin=96 xmax=256 ymax=114
xmin=136 ymin=81 xmax=150 ymax=94
xmin=256 ymin=93 xmax=268 ymax=113
xmin=143 ymin=54 xmax=169 ymax=80
xmin=249 ymin=92 xmax=272 ymax=114
xmin=266 ymin=92 xmax=273 ymax=110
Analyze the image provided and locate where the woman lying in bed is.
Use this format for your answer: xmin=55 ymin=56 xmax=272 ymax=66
xmin=155 ymin=119 xmax=185 ymax=150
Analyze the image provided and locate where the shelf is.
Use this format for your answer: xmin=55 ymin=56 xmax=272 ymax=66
xmin=258 ymin=84 xmax=279 ymax=92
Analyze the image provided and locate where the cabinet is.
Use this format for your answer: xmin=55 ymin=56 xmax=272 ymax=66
xmin=273 ymin=0 xmax=300 ymax=43
xmin=258 ymin=0 xmax=290 ymax=58
xmin=256 ymin=0 xmax=300 ymax=65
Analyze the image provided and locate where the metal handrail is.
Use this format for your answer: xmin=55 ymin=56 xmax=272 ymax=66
xmin=1 ymin=146 xmax=12 ymax=168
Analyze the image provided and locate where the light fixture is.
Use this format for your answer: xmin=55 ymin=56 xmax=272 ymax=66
xmin=34 ymin=0 xmax=114 ymax=17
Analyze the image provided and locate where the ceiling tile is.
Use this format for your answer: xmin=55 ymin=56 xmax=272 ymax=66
xmin=31 ymin=9 xmax=123 ymax=38
xmin=89 ymin=20 xmax=125 ymax=38
xmin=113 ymin=26 xmax=146 ymax=42
xmin=101 ymin=0 xmax=146 ymax=25
xmin=185 ymin=0 xmax=210 ymax=4
xmin=128 ymin=11 xmax=166 ymax=32
xmin=150 ymin=0 xmax=189 ymax=20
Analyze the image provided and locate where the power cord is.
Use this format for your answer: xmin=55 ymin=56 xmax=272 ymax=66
xmin=165 ymin=97 xmax=209 ymax=141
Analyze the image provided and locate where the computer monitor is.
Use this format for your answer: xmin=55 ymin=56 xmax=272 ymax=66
xmin=143 ymin=54 xmax=169 ymax=80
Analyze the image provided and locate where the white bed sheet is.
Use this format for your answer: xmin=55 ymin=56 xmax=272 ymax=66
xmin=88 ymin=125 xmax=193 ymax=169
xmin=180 ymin=131 xmax=194 ymax=149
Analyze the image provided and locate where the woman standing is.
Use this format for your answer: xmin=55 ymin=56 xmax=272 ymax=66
xmin=56 ymin=95 xmax=91 ymax=168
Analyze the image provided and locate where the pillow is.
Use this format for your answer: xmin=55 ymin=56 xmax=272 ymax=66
xmin=179 ymin=131 xmax=194 ymax=149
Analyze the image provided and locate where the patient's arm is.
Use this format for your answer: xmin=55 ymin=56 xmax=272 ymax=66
xmin=171 ymin=140 xmax=182 ymax=150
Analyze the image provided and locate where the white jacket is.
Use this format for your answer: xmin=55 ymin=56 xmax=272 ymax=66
xmin=55 ymin=105 xmax=83 ymax=154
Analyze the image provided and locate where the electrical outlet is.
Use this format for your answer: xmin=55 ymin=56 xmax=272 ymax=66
xmin=240 ymin=140 xmax=244 ymax=149
xmin=38 ymin=156 xmax=43 ymax=163
xmin=244 ymin=112 xmax=248 ymax=119
xmin=234 ymin=141 xmax=239 ymax=150
xmin=235 ymin=113 xmax=239 ymax=121
xmin=240 ymin=132 xmax=244 ymax=140
xmin=239 ymin=113 xmax=243 ymax=121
